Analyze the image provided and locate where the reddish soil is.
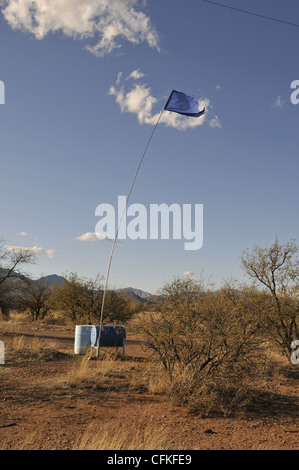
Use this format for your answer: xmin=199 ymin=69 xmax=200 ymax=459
xmin=0 ymin=321 xmax=298 ymax=450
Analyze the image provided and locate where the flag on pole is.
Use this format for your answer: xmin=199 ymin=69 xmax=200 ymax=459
xmin=95 ymin=89 xmax=204 ymax=359
xmin=164 ymin=90 xmax=205 ymax=117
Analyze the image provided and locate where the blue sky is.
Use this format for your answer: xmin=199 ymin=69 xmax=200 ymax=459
xmin=0 ymin=0 xmax=298 ymax=293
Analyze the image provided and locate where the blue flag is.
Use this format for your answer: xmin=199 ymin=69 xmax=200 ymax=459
xmin=164 ymin=90 xmax=205 ymax=117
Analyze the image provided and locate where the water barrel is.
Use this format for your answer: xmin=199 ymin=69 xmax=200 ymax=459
xmin=74 ymin=325 xmax=93 ymax=354
xmin=91 ymin=325 xmax=126 ymax=347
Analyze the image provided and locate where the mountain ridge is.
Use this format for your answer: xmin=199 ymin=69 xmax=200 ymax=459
xmin=37 ymin=274 xmax=155 ymax=302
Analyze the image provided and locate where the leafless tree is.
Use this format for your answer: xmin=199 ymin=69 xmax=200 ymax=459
xmin=0 ymin=237 xmax=35 ymax=317
xmin=19 ymin=279 xmax=50 ymax=321
xmin=0 ymin=237 xmax=34 ymax=285
xmin=241 ymin=239 xmax=299 ymax=357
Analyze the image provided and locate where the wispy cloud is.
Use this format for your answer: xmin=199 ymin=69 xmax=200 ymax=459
xmin=18 ymin=232 xmax=27 ymax=237
xmin=76 ymin=232 xmax=103 ymax=242
xmin=109 ymin=70 xmax=211 ymax=131
xmin=273 ymin=96 xmax=285 ymax=108
xmin=7 ymin=245 xmax=57 ymax=258
xmin=209 ymin=115 xmax=222 ymax=128
xmin=0 ymin=0 xmax=159 ymax=56
xmin=126 ymin=69 xmax=145 ymax=80
xmin=76 ymin=232 xmax=122 ymax=244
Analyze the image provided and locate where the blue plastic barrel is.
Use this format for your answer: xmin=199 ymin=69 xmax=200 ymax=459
xmin=91 ymin=325 xmax=126 ymax=347
xmin=74 ymin=325 xmax=93 ymax=354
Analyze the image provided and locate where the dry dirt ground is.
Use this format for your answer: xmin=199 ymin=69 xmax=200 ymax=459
xmin=0 ymin=320 xmax=298 ymax=451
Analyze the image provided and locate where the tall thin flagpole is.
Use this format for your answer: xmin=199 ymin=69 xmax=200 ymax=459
xmin=95 ymin=105 xmax=166 ymax=358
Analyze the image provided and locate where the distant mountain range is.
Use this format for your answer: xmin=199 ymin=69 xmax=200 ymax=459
xmin=0 ymin=270 xmax=156 ymax=304
xmin=37 ymin=274 xmax=156 ymax=304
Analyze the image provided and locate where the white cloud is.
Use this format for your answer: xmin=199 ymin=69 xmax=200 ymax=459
xmin=45 ymin=249 xmax=57 ymax=258
xmin=209 ymin=115 xmax=222 ymax=128
xmin=18 ymin=231 xmax=27 ymax=237
xmin=126 ymin=69 xmax=145 ymax=81
xmin=7 ymin=245 xmax=57 ymax=258
xmin=215 ymin=85 xmax=222 ymax=92
xmin=116 ymin=72 xmax=123 ymax=85
xmin=273 ymin=96 xmax=285 ymax=108
xmin=75 ymin=232 xmax=122 ymax=244
xmin=0 ymin=0 xmax=159 ymax=56
xmin=109 ymin=72 xmax=210 ymax=131
xmin=76 ymin=232 xmax=104 ymax=242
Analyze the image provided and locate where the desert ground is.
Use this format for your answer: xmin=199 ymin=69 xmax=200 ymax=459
xmin=0 ymin=319 xmax=298 ymax=451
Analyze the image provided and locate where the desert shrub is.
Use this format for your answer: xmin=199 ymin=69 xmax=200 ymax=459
xmin=48 ymin=273 xmax=132 ymax=325
xmin=141 ymin=278 xmax=270 ymax=416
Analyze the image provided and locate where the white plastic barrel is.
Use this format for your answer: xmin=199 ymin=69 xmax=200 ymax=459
xmin=74 ymin=325 xmax=93 ymax=354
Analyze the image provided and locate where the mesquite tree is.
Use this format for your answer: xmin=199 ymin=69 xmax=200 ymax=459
xmin=241 ymin=239 xmax=299 ymax=358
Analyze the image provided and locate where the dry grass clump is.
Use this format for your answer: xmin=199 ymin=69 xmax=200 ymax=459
xmin=66 ymin=353 xmax=131 ymax=389
xmin=144 ymin=363 xmax=170 ymax=395
xmin=74 ymin=417 xmax=179 ymax=450
xmin=8 ymin=417 xmax=181 ymax=451
xmin=168 ymin=367 xmax=253 ymax=417
xmin=8 ymin=335 xmax=69 ymax=361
